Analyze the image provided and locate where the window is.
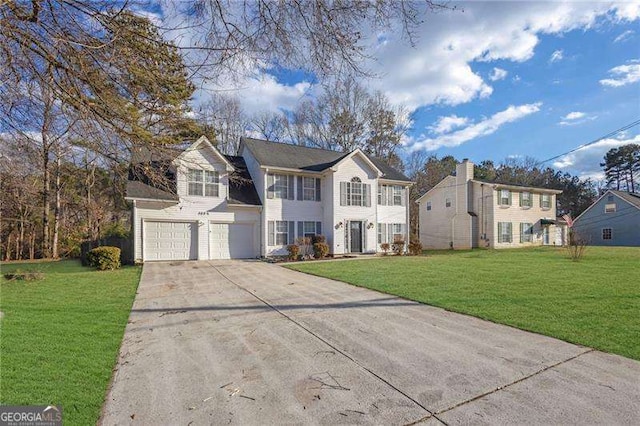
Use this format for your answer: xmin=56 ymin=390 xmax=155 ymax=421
xmin=540 ymin=194 xmax=551 ymax=209
xmin=499 ymin=189 xmax=511 ymax=206
xmin=602 ymin=228 xmax=612 ymax=240
xmin=605 ymin=203 xmax=616 ymax=213
xmin=303 ymin=177 xmax=316 ymax=201
xmin=187 ymin=169 xmax=219 ymax=197
xmin=377 ymin=223 xmax=405 ymax=244
xmin=378 ymin=184 xmax=404 ymax=206
xmin=445 ymin=198 xmax=452 ymax=208
xmin=267 ymin=220 xmax=294 ymax=246
xmin=299 ymin=221 xmax=322 ymax=238
xmin=426 ymin=201 xmax=432 ymax=211
xmin=520 ymin=222 xmax=533 ymax=243
xmin=204 ymin=171 xmax=219 ymax=197
xmin=392 ymin=223 xmax=404 ymax=242
xmin=187 ymin=169 xmax=203 ymax=196
xmin=340 ymin=177 xmax=371 ymax=206
xmin=607 ymin=195 xmax=614 ymax=203
xmin=274 ymin=174 xmax=289 ymax=199
xmin=520 ymin=192 xmax=532 ymax=208
xmin=393 ymin=186 xmax=403 ymax=206
xmin=498 ymin=222 xmax=512 ymax=243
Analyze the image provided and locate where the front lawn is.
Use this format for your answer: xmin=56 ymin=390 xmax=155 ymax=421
xmin=287 ymin=247 xmax=640 ymax=360
xmin=0 ymin=260 xmax=140 ymax=425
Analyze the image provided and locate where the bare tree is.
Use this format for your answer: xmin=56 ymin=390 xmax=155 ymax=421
xmin=198 ymin=95 xmax=250 ymax=154
xmin=251 ymin=111 xmax=290 ymax=142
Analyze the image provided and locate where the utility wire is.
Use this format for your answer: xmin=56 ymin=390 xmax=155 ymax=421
xmin=537 ymin=118 xmax=640 ymax=166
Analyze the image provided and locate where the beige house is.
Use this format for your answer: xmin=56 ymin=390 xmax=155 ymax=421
xmin=416 ymin=160 xmax=565 ymax=249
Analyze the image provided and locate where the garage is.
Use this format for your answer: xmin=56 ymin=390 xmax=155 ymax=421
xmin=210 ymin=222 xmax=256 ymax=259
xmin=144 ymin=221 xmax=197 ymax=261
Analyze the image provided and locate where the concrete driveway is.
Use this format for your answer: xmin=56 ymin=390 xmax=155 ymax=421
xmin=101 ymin=260 xmax=640 ymax=425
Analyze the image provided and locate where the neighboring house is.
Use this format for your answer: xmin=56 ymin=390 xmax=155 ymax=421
xmin=125 ymin=136 xmax=412 ymax=261
xmin=572 ymin=190 xmax=640 ymax=246
xmin=416 ymin=160 xmax=564 ymax=249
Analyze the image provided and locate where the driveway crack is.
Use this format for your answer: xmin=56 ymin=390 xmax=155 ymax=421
xmin=209 ymin=262 xmax=444 ymax=425
xmin=434 ymin=348 xmax=595 ymax=416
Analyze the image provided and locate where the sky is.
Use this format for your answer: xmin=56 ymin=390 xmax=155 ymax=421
xmin=153 ymin=1 xmax=640 ymax=182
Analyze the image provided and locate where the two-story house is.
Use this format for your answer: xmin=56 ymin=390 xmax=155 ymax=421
xmin=416 ymin=160 xmax=563 ymax=249
xmin=572 ymin=190 xmax=640 ymax=246
xmin=125 ymin=136 xmax=412 ymax=261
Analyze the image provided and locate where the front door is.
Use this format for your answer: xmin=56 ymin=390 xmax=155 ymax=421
xmin=350 ymin=221 xmax=363 ymax=253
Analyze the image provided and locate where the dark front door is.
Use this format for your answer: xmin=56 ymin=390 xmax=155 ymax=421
xmin=350 ymin=221 xmax=363 ymax=253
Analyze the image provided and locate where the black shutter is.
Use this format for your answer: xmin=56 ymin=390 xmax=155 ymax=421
xmin=315 ymin=178 xmax=321 ymax=201
xmin=288 ymin=175 xmax=295 ymax=200
xmin=288 ymin=221 xmax=295 ymax=244
xmin=298 ymin=221 xmax=303 ymax=240
xmin=316 ymin=221 xmax=322 ymax=236
xmin=297 ymin=176 xmax=303 ymax=200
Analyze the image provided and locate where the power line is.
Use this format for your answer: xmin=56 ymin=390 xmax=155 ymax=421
xmin=537 ymin=118 xmax=640 ymax=166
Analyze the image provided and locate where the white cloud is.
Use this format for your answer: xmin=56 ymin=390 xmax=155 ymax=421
xmin=489 ymin=67 xmax=508 ymax=81
xmin=558 ymin=111 xmax=598 ymax=126
xmin=552 ymin=134 xmax=640 ymax=180
xmin=428 ymin=115 xmax=469 ymax=135
xmin=563 ymin=111 xmax=586 ymax=120
xmin=614 ymin=29 xmax=634 ymax=43
xmin=600 ymin=61 xmax=640 ymax=87
xmin=368 ymin=2 xmax=640 ymax=110
xmin=411 ymin=102 xmax=542 ymax=151
xmin=549 ymin=49 xmax=564 ymax=63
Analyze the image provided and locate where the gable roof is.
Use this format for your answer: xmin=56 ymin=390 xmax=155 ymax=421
xmin=574 ymin=189 xmax=640 ymax=223
xmin=415 ymin=175 xmax=457 ymax=203
xmin=126 ymin=139 xmax=260 ymax=206
xmin=240 ymin=137 xmax=411 ymax=182
xmin=181 ymin=136 xmax=235 ymax=171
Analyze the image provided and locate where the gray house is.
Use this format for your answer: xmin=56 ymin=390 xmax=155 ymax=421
xmin=572 ymin=190 xmax=640 ymax=246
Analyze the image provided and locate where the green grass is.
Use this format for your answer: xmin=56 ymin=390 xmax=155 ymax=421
xmin=287 ymin=247 xmax=640 ymax=360
xmin=0 ymin=260 xmax=141 ymax=425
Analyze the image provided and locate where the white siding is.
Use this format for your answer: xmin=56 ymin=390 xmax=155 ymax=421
xmin=133 ymin=201 xmax=259 ymax=261
xmin=332 ymin=154 xmax=378 ymax=254
xmin=241 ymin=147 xmax=264 ymax=203
xmin=491 ymin=191 xmax=557 ymax=248
xmin=264 ymin=172 xmax=324 ymax=256
xmin=417 ymin=176 xmax=458 ymax=249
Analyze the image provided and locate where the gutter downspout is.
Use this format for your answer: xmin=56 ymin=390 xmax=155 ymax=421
xmin=262 ymin=168 xmax=269 ymax=257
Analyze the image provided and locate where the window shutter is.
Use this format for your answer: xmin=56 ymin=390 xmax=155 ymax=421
xmin=288 ymin=175 xmax=295 ymax=200
xmin=297 ymin=176 xmax=303 ymax=200
xmin=288 ymin=221 xmax=295 ymax=244
xmin=363 ymin=221 xmax=367 ymax=251
xmin=345 ymin=221 xmax=350 ymax=252
xmin=388 ymin=224 xmax=393 ymax=244
xmin=519 ymin=192 xmax=523 ymax=207
xmin=387 ymin=185 xmax=393 ymax=206
xmin=267 ymin=174 xmax=274 ymax=199
xmin=519 ymin=223 xmax=524 ymax=243
xmin=508 ymin=191 xmax=512 ymax=206
xmin=507 ymin=223 xmax=512 ymax=242
xmin=364 ymin=184 xmax=371 ymax=207
xmin=401 ymin=187 xmax=406 ymax=206
xmin=297 ymin=221 xmax=303 ymax=240
xmin=268 ymin=221 xmax=274 ymax=245
xmin=316 ymin=222 xmax=322 ymax=236
xmin=315 ymin=178 xmax=321 ymax=201
xmin=539 ymin=194 xmax=543 ymax=208
xmin=498 ymin=222 xmax=503 ymax=243
xmin=340 ymin=182 xmax=347 ymax=206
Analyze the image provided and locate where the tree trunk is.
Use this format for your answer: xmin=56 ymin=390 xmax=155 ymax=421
xmin=52 ymin=154 xmax=61 ymax=259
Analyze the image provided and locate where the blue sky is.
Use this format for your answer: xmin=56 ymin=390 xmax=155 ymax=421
xmin=155 ymin=1 xmax=640 ymax=181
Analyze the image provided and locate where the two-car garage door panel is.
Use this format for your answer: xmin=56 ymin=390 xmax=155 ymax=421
xmin=210 ymin=223 xmax=255 ymax=259
xmin=144 ymin=221 xmax=256 ymax=261
xmin=144 ymin=221 xmax=197 ymax=261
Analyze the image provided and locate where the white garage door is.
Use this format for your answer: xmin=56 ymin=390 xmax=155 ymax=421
xmin=144 ymin=221 xmax=197 ymax=261
xmin=210 ymin=223 xmax=255 ymax=259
